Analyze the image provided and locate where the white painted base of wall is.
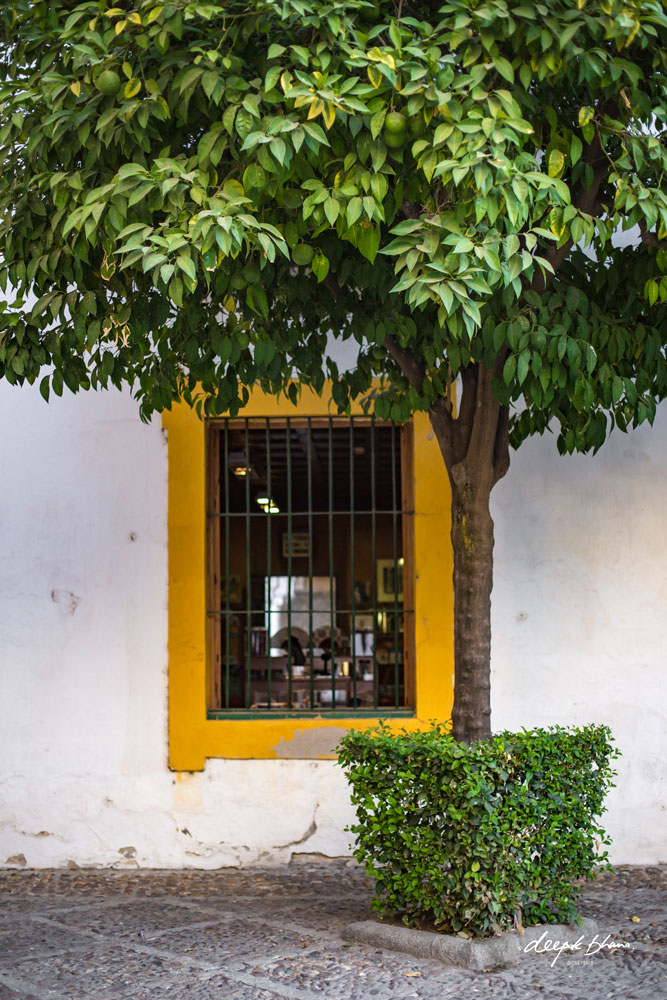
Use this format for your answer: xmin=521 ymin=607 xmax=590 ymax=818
xmin=1 ymin=760 xmax=356 ymax=869
xmin=0 ymin=383 xmax=665 ymax=867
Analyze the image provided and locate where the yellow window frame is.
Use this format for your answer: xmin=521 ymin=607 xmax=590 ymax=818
xmin=164 ymin=385 xmax=454 ymax=769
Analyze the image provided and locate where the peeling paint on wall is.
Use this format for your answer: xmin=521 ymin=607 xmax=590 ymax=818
xmin=279 ymin=819 xmax=317 ymax=848
xmin=51 ymin=589 xmax=80 ymax=615
xmin=273 ymin=727 xmax=349 ymax=759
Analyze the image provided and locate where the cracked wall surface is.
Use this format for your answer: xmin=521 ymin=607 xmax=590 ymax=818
xmin=0 ymin=382 xmax=666 ymax=867
xmin=0 ymin=384 xmax=356 ymax=870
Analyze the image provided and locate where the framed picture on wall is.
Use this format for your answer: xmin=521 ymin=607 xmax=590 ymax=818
xmin=376 ymin=559 xmax=404 ymax=603
xmin=354 ymin=613 xmax=374 ymax=631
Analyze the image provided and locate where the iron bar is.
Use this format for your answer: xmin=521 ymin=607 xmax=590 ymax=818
xmin=224 ymin=420 xmax=231 ymax=709
xmin=349 ymin=417 xmax=356 ymax=708
xmin=328 ymin=417 xmax=335 ymax=710
xmin=307 ymin=417 xmax=314 ymax=711
xmin=371 ymin=417 xmax=377 ymax=710
xmin=286 ymin=417 xmax=292 ymax=709
xmin=209 ymin=509 xmax=407 ymax=518
xmin=244 ymin=418 xmax=252 ymax=708
xmin=266 ymin=417 xmax=272 ymax=709
xmin=391 ymin=423 xmax=400 ymax=709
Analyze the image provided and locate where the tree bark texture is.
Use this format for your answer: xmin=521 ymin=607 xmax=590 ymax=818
xmin=428 ymin=361 xmax=510 ymax=743
xmin=449 ymin=478 xmax=495 ymax=743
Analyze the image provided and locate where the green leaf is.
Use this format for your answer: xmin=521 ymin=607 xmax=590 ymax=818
xmin=177 ymin=254 xmax=197 ymax=282
xmin=612 ymin=376 xmax=623 ymax=405
xmin=547 ymin=149 xmax=565 ymax=178
xmin=169 ymin=276 xmax=184 ymax=305
xmin=567 ymin=339 xmax=581 ymax=371
xmin=311 ymin=250 xmax=329 ymax=282
xmin=493 ymin=56 xmax=514 ymax=83
xmin=347 ymin=197 xmax=363 ymax=226
xmin=357 ymin=224 xmax=381 ymax=263
xmin=370 ymin=109 xmax=386 ymax=140
xmin=324 ymin=196 xmax=340 ymax=227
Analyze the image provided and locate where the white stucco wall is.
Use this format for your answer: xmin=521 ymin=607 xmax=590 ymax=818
xmin=0 ymin=381 xmax=664 ymax=868
xmin=0 ymin=383 xmax=355 ymax=868
xmin=491 ymin=407 xmax=667 ymax=864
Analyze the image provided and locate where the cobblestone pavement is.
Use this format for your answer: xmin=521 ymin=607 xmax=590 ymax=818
xmin=0 ymin=861 xmax=665 ymax=1000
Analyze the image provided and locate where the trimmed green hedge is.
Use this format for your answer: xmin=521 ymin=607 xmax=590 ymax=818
xmin=338 ymin=723 xmax=619 ymax=938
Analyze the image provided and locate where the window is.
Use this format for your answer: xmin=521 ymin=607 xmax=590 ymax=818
xmin=206 ymin=417 xmax=414 ymax=715
xmin=164 ymin=385 xmax=453 ymax=768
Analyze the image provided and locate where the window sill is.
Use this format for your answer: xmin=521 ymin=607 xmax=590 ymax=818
xmin=206 ymin=709 xmax=416 ymax=721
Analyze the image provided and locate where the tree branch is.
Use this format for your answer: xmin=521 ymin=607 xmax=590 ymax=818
xmin=429 ymin=395 xmax=457 ymax=473
xmin=465 ymin=363 xmax=501 ymax=482
xmin=383 ymin=332 xmax=462 ymax=471
xmin=639 ymin=219 xmax=662 ymax=248
xmin=384 ymin=333 xmax=427 ymax=390
xmin=491 ymin=404 xmax=510 ymax=486
xmin=400 ymin=198 xmax=421 ymax=220
xmin=455 ymin=364 xmax=478 ymax=461
xmin=323 ymin=274 xmax=341 ymax=299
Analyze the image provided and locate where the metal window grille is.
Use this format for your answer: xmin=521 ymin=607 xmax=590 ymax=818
xmin=206 ymin=416 xmax=414 ymax=717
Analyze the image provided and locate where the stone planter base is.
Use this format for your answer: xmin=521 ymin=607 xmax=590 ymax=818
xmin=343 ymin=917 xmax=599 ymax=971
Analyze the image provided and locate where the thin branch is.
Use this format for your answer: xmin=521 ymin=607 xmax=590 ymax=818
xmin=400 ymin=198 xmax=421 ymax=220
xmin=530 ymin=110 xmax=616 ymax=294
xmin=383 ymin=333 xmax=427 ymax=390
xmin=323 ymin=274 xmax=341 ymax=299
xmin=639 ymin=219 xmax=662 ymax=248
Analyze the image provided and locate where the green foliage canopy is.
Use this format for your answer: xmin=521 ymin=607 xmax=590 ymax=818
xmin=1 ymin=0 xmax=666 ymax=454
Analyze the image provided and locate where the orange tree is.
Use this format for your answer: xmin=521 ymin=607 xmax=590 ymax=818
xmin=1 ymin=0 xmax=666 ymax=740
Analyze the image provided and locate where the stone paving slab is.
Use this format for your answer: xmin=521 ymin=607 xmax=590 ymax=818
xmin=40 ymin=901 xmax=205 ymax=939
xmin=343 ymin=916 xmax=600 ymax=970
xmin=0 ymin=862 xmax=665 ymax=1000
xmin=0 ymin=918 xmax=97 ymax=964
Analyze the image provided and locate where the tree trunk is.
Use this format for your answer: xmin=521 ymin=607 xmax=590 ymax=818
xmin=382 ymin=338 xmax=511 ymax=743
xmin=427 ymin=361 xmax=510 ymax=743
xmin=449 ymin=478 xmax=494 ymax=742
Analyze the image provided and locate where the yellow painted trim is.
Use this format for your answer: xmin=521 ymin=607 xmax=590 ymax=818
xmin=412 ymin=412 xmax=455 ymax=720
xmin=164 ymin=386 xmax=453 ymax=768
